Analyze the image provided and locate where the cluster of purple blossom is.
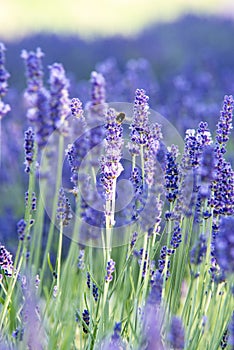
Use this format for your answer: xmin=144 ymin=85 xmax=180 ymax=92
xmin=21 ymin=48 xmax=70 ymax=148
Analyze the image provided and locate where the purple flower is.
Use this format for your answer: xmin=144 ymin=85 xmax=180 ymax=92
xmin=196 ymin=121 xmax=213 ymax=148
xmin=65 ymin=112 xmax=87 ymax=186
xmin=214 ymin=216 xmax=234 ymax=274
xmin=158 ymin=245 xmax=170 ymax=280
xmin=170 ymin=223 xmax=182 ymax=251
xmin=144 ymin=123 xmax=162 ymax=187
xmin=211 ymin=148 xmax=234 ymax=216
xmin=24 ymin=127 xmax=35 ymax=173
xmin=17 ymin=219 xmax=27 ymax=241
xmin=129 ymin=88 xmax=150 ymax=152
xmin=25 ymin=191 xmax=37 ymax=211
xmin=0 ymin=42 xmax=10 ymax=97
xmin=168 ymin=316 xmax=185 ymax=349
xmin=0 ymin=243 xmax=14 ymax=276
xmin=216 ymin=95 xmax=233 ymax=153
xmin=86 ymin=71 xmax=106 ymax=118
xmin=86 ymin=272 xmax=99 ymax=302
xmin=101 ymin=322 xmax=126 ymax=350
xmin=21 ymin=47 xmax=44 ymax=94
xmin=49 ymin=63 xmax=70 ymax=132
xmin=22 ymin=48 xmax=53 ymax=149
xmin=28 ymin=88 xmax=52 ymax=148
xmin=198 ymin=145 xmax=216 ymax=198
xmin=105 ymin=259 xmax=115 ymax=282
xmin=100 ymin=108 xmax=124 ymax=202
xmin=143 ymin=291 xmax=165 ymax=350
xmin=82 ymin=309 xmax=90 ymax=333
xmin=136 ymin=248 xmax=149 ymax=278
xmin=70 ymin=97 xmax=83 ymax=118
xmin=190 ymin=234 xmax=207 ymax=265
xmin=129 ymin=167 xmax=144 ymax=221
xmin=149 ymin=270 xmax=163 ymax=304
xmin=12 ymin=327 xmax=24 ymax=341
xmin=182 ymin=122 xmax=212 ymax=170
xmin=77 ymin=249 xmax=85 ymax=270
xmin=165 ymin=145 xmax=179 ymax=202
xmin=57 ymin=188 xmax=72 ymax=226
xmin=130 ymin=231 xmax=138 ymax=250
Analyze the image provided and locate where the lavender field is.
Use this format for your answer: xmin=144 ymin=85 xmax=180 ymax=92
xmin=0 ymin=15 xmax=234 ymax=349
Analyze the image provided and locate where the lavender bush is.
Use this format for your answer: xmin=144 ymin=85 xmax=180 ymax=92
xmin=0 ymin=37 xmax=233 ymax=350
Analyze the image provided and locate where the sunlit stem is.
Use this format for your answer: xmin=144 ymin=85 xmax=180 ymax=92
xmin=57 ymin=220 xmax=63 ymax=291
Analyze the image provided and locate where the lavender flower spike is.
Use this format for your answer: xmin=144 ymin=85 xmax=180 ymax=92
xmin=129 ymin=88 xmax=150 ymax=152
xmin=0 ymin=243 xmax=14 ymax=277
xmin=86 ymin=71 xmax=106 ymax=118
xmin=0 ymin=43 xmax=10 ymax=97
xmin=105 ymin=258 xmax=115 ymax=282
xmin=198 ymin=145 xmax=216 ymax=198
xmin=49 ymin=63 xmax=70 ymax=132
xmin=214 ymin=216 xmax=234 ymax=274
xmin=21 ymin=47 xmax=44 ymax=94
xmin=24 ymin=127 xmax=35 ymax=173
xmin=216 ymin=95 xmax=233 ymax=152
xmin=70 ymin=97 xmax=83 ymax=118
xmin=57 ymin=187 xmax=72 ymax=226
xmin=100 ymin=108 xmax=124 ymax=202
xmin=21 ymin=48 xmax=52 ymax=148
xmin=168 ymin=316 xmax=185 ymax=349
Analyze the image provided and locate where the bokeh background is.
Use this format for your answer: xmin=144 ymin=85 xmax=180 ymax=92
xmin=0 ymin=0 xmax=234 ymax=39
xmin=0 ymin=0 xmax=234 ymax=249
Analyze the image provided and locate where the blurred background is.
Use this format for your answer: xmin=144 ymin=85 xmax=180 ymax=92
xmin=0 ymin=0 xmax=234 ymax=39
xmin=0 ymin=0 xmax=234 ymax=248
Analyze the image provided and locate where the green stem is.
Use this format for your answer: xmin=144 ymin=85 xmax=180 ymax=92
xmin=40 ymin=134 xmax=64 ymax=292
xmin=57 ymin=221 xmax=63 ymax=291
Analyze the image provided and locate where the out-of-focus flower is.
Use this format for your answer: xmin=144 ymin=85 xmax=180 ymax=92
xmin=0 ymin=42 xmax=10 ymax=119
xmin=86 ymin=71 xmax=106 ymax=118
xmin=57 ymin=188 xmax=72 ymax=226
xmin=198 ymin=145 xmax=216 ymax=198
xmin=21 ymin=48 xmax=44 ymax=94
xmin=214 ymin=216 xmax=234 ymax=274
xmin=190 ymin=234 xmax=207 ymax=265
xmin=22 ymin=48 xmax=54 ymax=149
xmin=17 ymin=219 xmax=27 ymax=241
xmin=142 ymin=285 xmax=165 ymax=350
xmin=167 ymin=316 xmax=185 ymax=349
